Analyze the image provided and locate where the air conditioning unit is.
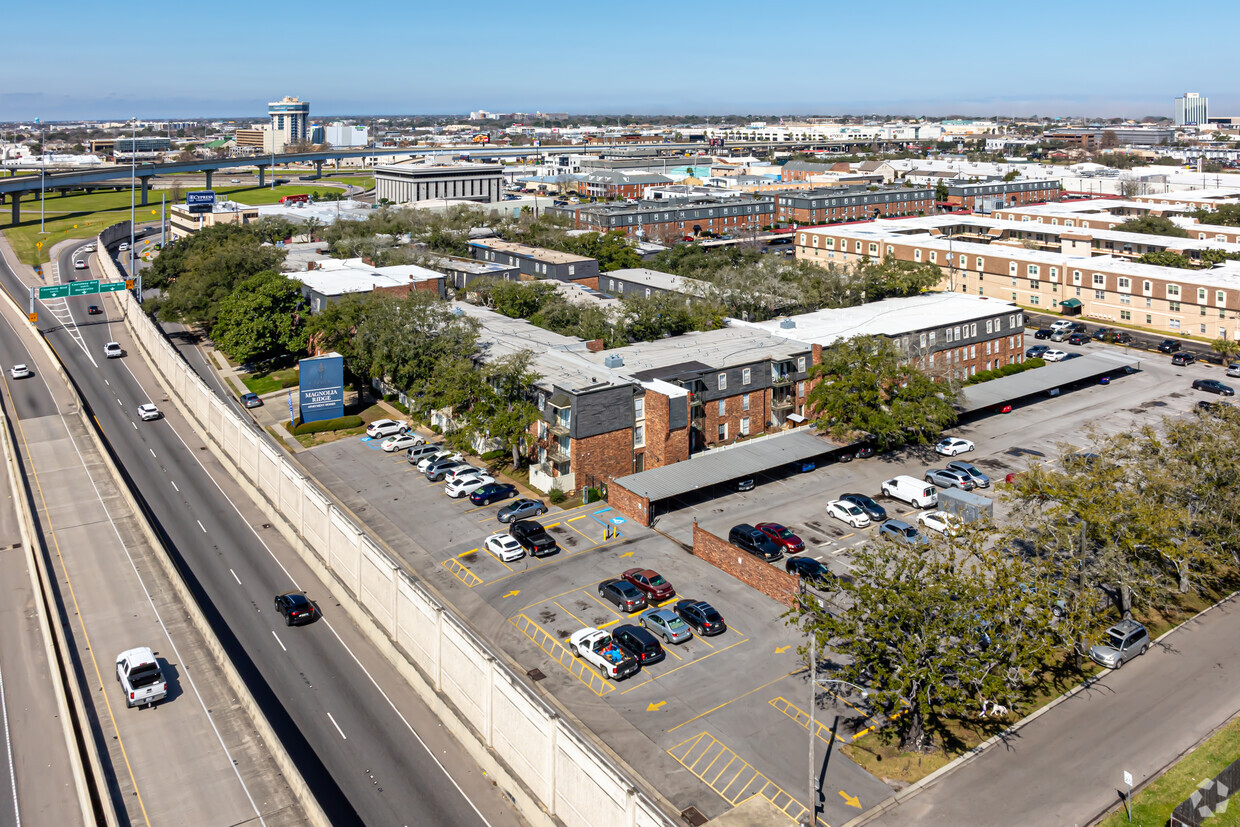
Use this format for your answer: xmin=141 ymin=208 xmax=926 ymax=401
xmin=604 ymin=354 xmax=624 ymax=368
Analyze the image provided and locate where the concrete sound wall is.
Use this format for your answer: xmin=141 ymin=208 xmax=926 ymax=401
xmin=99 ymin=241 xmax=673 ymax=827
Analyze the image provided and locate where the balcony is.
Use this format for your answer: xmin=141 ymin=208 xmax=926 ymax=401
xmin=548 ymin=420 xmax=570 ymax=437
xmin=771 ymin=373 xmax=794 ymax=387
xmin=771 ymin=395 xmax=795 ymax=410
xmin=546 ymin=443 xmax=571 ymax=464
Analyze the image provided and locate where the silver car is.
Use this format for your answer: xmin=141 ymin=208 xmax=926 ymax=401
xmin=924 ymin=468 xmax=976 ymax=491
xmin=1088 ymin=619 xmax=1150 ymax=669
xmin=639 ymin=609 xmax=692 ymax=644
xmin=946 ymin=460 xmax=990 ymax=489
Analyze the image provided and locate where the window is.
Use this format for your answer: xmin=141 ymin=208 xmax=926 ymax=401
xmin=1146 ymin=314 xmax=1153 ymax=324
xmin=718 ymin=372 xmax=727 ymax=390
xmin=742 ymin=368 xmax=751 ymax=385
xmin=1218 ymin=290 xmax=1227 ymax=307
xmin=718 ymin=399 xmax=726 ymax=416
xmin=930 ymin=251 xmax=937 ymax=263
xmin=740 ymin=417 xmax=750 ymax=436
xmin=1118 ymin=277 xmax=1130 ymax=291
xmin=1095 ymin=290 xmax=1106 ymax=300
xmin=928 ymin=331 xmax=936 ymax=345
xmin=1197 ymin=287 xmax=1208 ymax=304
xmin=914 ymin=249 xmax=922 ymax=262
xmin=742 ymin=393 xmax=751 ymax=411
xmin=1093 ymin=273 xmax=1105 ymax=287
xmin=797 ymin=381 xmax=805 ymax=397
xmin=1031 ymin=295 xmax=1040 ymax=305
xmin=920 ymin=333 xmax=927 ymax=348
xmin=1009 ymin=261 xmax=1018 ymax=275
xmin=985 ymin=341 xmax=991 ymax=355
xmin=1169 ymin=301 xmax=1181 ymax=312
xmin=634 ymin=397 xmax=644 ymax=419
xmin=717 ymin=424 xmax=728 ymax=440
xmin=1143 ymin=280 xmax=1153 ymax=296
xmin=1072 ymin=270 xmax=1082 ymax=285
xmin=537 ymin=392 xmax=546 ymax=410
xmin=1168 ymin=284 xmax=1181 ymax=298
xmin=1120 ymin=310 xmax=1131 ymax=321
xmin=633 ymin=425 xmax=644 ymax=447
xmin=986 ymin=319 xmax=993 ymax=334
xmin=1170 ymin=318 xmax=1181 ymax=330
xmin=568 ymin=265 xmax=575 ymax=276
xmin=1028 ymin=264 xmax=1040 ymax=277
xmin=797 ymin=356 xmax=806 ymax=372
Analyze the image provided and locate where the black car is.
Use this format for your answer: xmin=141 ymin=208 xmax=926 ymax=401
xmin=509 ymin=519 xmax=558 ymax=557
xmin=1026 ymin=344 xmax=1050 ymax=358
xmin=274 ymin=592 xmax=317 ymax=626
xmin=1158 ymin=339 xmax=1180 ymax=353
xmin=1172 ymin=351 xmax=1197 ymax=366
xmin=839 ymin=444 xmax=875 ymax=462
xmin=727 ymin=524 xmax=783 ymax=560
xmin=673 ymin=600 xmax=727 ymax=636
xmin=598 ymin=579 xmax=647 ymax=612
xmin=1033 ymin=328 xmax=1054 ymax=340
xmin=786 ymin=557 xmax=847 ymax=590
xmin=87 ymin=304 xmax=102 ymax=315
xmin=840 ymin=493 xmax=887 ymax=522
xmin=1090 ymin=327 xmax=1110 ymax=340
xmin=1067 ymin=332 xmax=1089 ymax=345
xmin=1193 ymin=378 xmax=1235 ymax=396
xmin=469 ymin=482 xmax=518 ymax=505
xmin=1108 ymin=331 xmax=1134 ymax=345
xmin=611 ymin=625 xmax=664 ymax=665
xmin=497 ymin=497 xmax=546 ymax=523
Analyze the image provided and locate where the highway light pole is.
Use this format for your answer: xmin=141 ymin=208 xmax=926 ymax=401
xmin=39 ymin=123 xmax=46 ymax=233
xmin=129 ymin=119 xmax=136 ymax=275
xmin=806 ymin=633 xmax=869 ymax=827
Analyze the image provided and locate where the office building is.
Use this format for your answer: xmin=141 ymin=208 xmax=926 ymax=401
xmin=374 ymin=163 xmax=504 ymax=205
xmin=1175 ymin=92 xmax=1209 ymax=126
xmin=169 ymin=200 xmax=260 ymax=241
xmin=323 ymin=122 xmax=370 ymax=148
xmin=269 ymin=96 xmax=310 ymax=152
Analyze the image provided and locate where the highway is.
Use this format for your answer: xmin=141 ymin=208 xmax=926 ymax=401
xmin=5 ymin=237 xmax=525 ymax=825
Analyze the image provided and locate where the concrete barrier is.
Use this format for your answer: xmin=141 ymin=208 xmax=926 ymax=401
xmin=101 ymin=235 xmax=677 ymax=827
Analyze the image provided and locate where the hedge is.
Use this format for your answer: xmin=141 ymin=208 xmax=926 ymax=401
xmin=965 ymin=357 xmax=1045 ymax=386
xmin=480 ymin=449 xmax=506 ymax=461
xmin=284 ymin=415 xmax=365 ymax=435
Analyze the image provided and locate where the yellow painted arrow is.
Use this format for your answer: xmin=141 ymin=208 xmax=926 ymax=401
xmin=502 ymin=590 xmax=520 ymax=598
xmin=775 ymin=645 xmax=791 ymax=654
xmin=619 ymin=551 xmax=634 ymax=558
xmin=647 ymin=701 xmax=666 ymax=712
xmin=839 ymin=791 xmax=861 ymax=809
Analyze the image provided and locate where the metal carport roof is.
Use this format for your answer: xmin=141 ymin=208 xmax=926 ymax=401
xmin=957 ymin=351 xmax=1141 ymax=413
xmin=614 ymin=429 xmax=840 ymax=502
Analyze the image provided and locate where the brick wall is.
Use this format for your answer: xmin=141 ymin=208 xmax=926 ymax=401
xmin=571 ymin=427 xmax=633 ymax=486
xmin=609 ymin=481 xmax=651 ymax=526
xmin=642 ymin=389 xmax=690 ymax=469
xmin=572 ymin=275 xmax=600 ymax=290
xmin=691 ymin=523 xmax=800 ymax=607
xmin=703 ymin=390 xmax=768 ymax=445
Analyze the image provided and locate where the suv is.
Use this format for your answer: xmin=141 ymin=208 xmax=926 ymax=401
xmin=1088 ymin=619 xmax=1151 ymax=669
xmin=925 ymin=468 xmax=976 ymax=491
xmin=1172 ymin=351 xmax=1196 ymax=366
xmin=786 ymin=556 xmax=842 ymax=590
xmin=424 ymin=457 xmax=466 ymax=480
xmin=1227 ymin=362 xmax=1240 ymax=378
xmin=946 ymin=460 xmax=990 ymax=489
xmin=879 ymin=519 xmax=925 ymax=545
xmin=509 ymin=519 xmax=558 ymax=557
xmin=1157 ymin=339 xmax=1180 ymax=354
xmin=611 ymin=625 xmax=665 ymax=665
xmin=103 ymin=341 xmax=124 ymax=359
xmin=728 ymin=524 xmax=784 ymax=561
xmin=673 ymin=600 xmax=726 ymax=636
xmin=365 ymin=419 xmax=407 ymax=438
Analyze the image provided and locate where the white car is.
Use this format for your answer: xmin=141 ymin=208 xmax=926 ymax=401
xmin=484 ymin=532 xmax=525 ymax=562
xmin=118 ymin=242 xmax=129 ymax=252
xmin=381 ymin=432 xmax=424 ymax=452
xmin=1042 ymin=349 xmax=1068 ymax=362
xmin=826 ymin=499 xmax=871 ymax=528
xmin=445 ymin=474 xmax=495 ymax=498
xmin=103 ymin=342 xmax=123 ymax=359
xmin=417 ymin=450 xmax=461 ymax=472
xmin=445 ymin=465 xmax=485 ymax=484
xmin=82 ymin=244 xmax=96 ymax=253
xmin=935 ymin=437 xmax=974 ymax=457
xmin=917 ymin=510 xmax=962 ymax=536
xmin=9 ymin=365 xmax=31 ymax=379
xmin=137 ymin=403 xmax=161 ymax=421
xmin=365 ymin=419 xmax=407 ymax=439
xmin=74 ymin=259 xmax=87 ymax=269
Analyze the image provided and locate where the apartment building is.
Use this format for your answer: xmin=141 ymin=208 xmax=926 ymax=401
xmin=773 ymin=186 xmax=935 ymax=225
xmin=549 ymin=195 xmax=776 ymax=242
xmin=993 ymin=199 xmax=1240 ymax=244
xmin=597 ymin=268 xmax=712 ymax=300
xmin=943 ymin=178 xmax=1061 ymax=213
xmin=467 ymin=239 xmax=600 ymax=284
xmin=576 ymin=170 xmax=673 ymax=200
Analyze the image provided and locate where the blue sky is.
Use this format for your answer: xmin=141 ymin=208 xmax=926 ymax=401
xmin=5 ymin=0 xmax=1238 ymax=121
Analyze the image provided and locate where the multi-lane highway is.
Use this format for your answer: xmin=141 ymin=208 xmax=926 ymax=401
xmin=0 ymin=236 xmax=525 ymax=825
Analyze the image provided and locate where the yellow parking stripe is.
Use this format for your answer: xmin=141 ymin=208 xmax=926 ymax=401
xmin=441 ymin=558 xmax=481 ymax=587
xmin=769 ymin=696 xmax=845 ymax=744
xmin=509 ymin=614 xmax=613 ymax=696
xmin=667 ymin=732 xmax=807 ymax=823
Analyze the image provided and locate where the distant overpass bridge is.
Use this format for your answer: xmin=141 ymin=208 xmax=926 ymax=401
xmin=1 ymin=138 xmax=911 ymax=225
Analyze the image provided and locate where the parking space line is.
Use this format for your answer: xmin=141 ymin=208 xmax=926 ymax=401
xmin=441 ymin=558 xmax=481 ymax=588
xmin=669 ymin=670 xmax=800 ymax=733
xmin=565 ymin=522 xmax=597 ymax=544
xmin=552 ymin=599 xmax=590 ymax=629
xmin=509 ymin=614 xmax=613 ymax=697
xmin=667 ymin=731 xmax=808 ymax=823
xmin=769 ymin=696 xmax=845 ymax=744
xmin=586 ymin=592 xmax=625 ymax=619
xmin=618 ymin=637 xmax=748 ymax=694
xmin=567 ymin=514 xmax=591 ymax=522
xmin=455 ymin=548 xmax=479 ymax=558
xmin=597 ymin=619 xmax=620 ymax=629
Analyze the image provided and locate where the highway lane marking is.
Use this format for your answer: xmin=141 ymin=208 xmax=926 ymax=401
xmin=327 ymin=713 xmax=347 ymax=740
xmin=149 ymin=448 xmax=156 ymax=458
xmin=271 ymin=631 xmax=286 ymax=652
xmin=197 ymin=520 xmax=206 ymax=533
xmin=0 ymin=662 xmax=19 ymax=827
xmin=131 ymin=421 xmax=136 ymax=429
xmin=170 ymin=480 xmax=178 ymax=492
xmin=230 ymin=569 xmax=241 ymax=585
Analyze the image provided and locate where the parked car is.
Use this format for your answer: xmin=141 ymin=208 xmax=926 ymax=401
xmin=115 ymin=647 xmax=167 ymax=709
xmin=1067 ymin=332 xmax=1090 ymax=346
xmin=734 ymin=478 xmax=755 ymax=492
xmin=569 ymin=629 xmax=638 ymax=680
xmin=9 ymin=364 xmax=31 ymax=379
xmin=424 ymin=457 xmax=467 ymax=480
xmin=786 ymin=556 xmax=845 ymax=590
xmin=417 ymin=450 xmax=460 ymax=472
xmin=728 ymin=524 xmax=783 ymax=561
xmin=1109 ymin=331 xmax=1133 ymax=344
xmin=1026 ymin=344 xmax=1050 ymax=358
xmin=406 ymin=443 xmax=441 ymax=466
xmin=917 ymin=510 xmax=962 ymax=536
xmin=611 ymin=625 xmax=665 ymax=664
xmin=598 ymin=579 xmax=647 ymax=612
xmin=1193 ymin=379 xmax=1235 ymax=396
xmin=1033 ymin=328 xmax=1053 ymax=340
xmin=639 ymin=608 xmax=692 ymax=644
xmin=1050 ymin=329 xmax=1071 ymax=342
xmin=274 ymin=592 xmax=317 ymax=626
xmin=103 ymin=341 xmax=124 ymax=359
xmin=484 ymin=532 xmax=525 ymax=562
xmin=1049 ymin=319 xmax=1075 ymax=333
xmin=1090 ymin=327 xmax=1111 ymax=341
xmin=468 ymin=482 xmax=515 ymax=505
xmin=445 ymin=474 xmax=496 ymax=498
xmin=1227 ymin=362 xmax=1240 ymax=378
xmin=498 ymin=497 xmax=546 ymax=523
xmin=935 ymin=437 xmax=974 ymax=457
xmin=1088 ymin=619 xmax=1151 ymax=669
xmin=444 ymin=465 xmax=486 ymax=484
xmin=509 ymin=519 xmax=558 ymax=556
xmin=878 ymin=519 xmax=926 ymax=545
xmin=1172 ymin=351 xmax=1197 ymax=366
xmin=137 ymin=403 xmax=161 ymax=421
xmin=880 ymin=476 xmax=938 ymax=508
xmin=838 ymin=444 xmax=876 ymax=462
xmin=1157 ymin=339 xmax=1180 ymax=353
xmin=673 ymin=600 xmax=727 ymax=636
xmin=365 ymin=419 xmax=408 ymax=438
xmin=381 ymin=432 xmax=425 ymax=452
xmin=925 ymin=468 xmax=976 ymax=491
xmin=946 ymin=460 xmax=990 ymax=488
xmin=826 ymin=499 xmax=871 ymax=528
xmin=622 ymin=568 xmax=675 ymax=601
xmin=755 ymin=522 xmax=805 ymax=553
xmin=1042 ymin=349 xmax=1068 ymax=362
xmin=840 ymin=493 xmax=886 ymax=522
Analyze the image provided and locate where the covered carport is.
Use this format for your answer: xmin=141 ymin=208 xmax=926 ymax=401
xmin=957 ymin=351 xmax=1142 ymax=416
xmin=609 ymin=429 xmax=843 ymax=525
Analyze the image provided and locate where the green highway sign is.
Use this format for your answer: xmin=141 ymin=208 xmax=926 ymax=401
xmin=98 ymin=281 xmax=127 ymax=293
xmin=69 ymin=280 xmax=99 ymax=296
xmin=37 ymin=285 xmax=70 ymax=300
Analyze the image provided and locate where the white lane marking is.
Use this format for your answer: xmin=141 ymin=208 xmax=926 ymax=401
xmin=326 ymin=713 xmax=346 ymax=740
xmin=130 ymin=422 xmax=136 ymax=430
xmin=271 ymin=631 xmax=286 ymax=652
xmin=0 ymin=662 xmax=20 ymax=827
xmin=197 ymin=520 xmax=206 ymax=533
xmin=170 ymin=480 xmax=178 ymax=492
xmin=104 ymin=379 xmax=109 ymax=386
xmin=149 ymin=448 xmax=156 ymax=458
xmin=230 ymin=569 xmax=241 ymax=585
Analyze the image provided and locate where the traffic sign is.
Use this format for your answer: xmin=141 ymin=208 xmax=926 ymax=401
xmin=99 ymin=281 xmax=127 ymax=293
xmin=69 ymin=280 xmax=99 ymax=296
xmin=27 ymin=313 xmax=36 ymax=324
xmin=37 ymin=284 xmax=69 ymax=299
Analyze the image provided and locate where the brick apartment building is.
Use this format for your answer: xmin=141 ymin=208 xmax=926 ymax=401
xmin=943 ymin=178 xmax=1061 ymax=213
xmin=576 ymin=170 xmax=674 ymax=200
xmin=468 ymin=239 xmax=600 ymax=284
xmin=773 ymin=186 xmax=935 ymax=225
xmin=993 ymin=199 xmax=1240 ymax=245
xmin=549 ymin=196 xmax=776 ymax=242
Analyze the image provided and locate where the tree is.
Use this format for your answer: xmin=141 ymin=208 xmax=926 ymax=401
xmin=1117 ymin=176 xmax=1141 ymax=198
xmin=934 ymin=181 xmax=949 ymax=203
xmin=1212 ymin=337 xmax=1240 ymax=363
xmin=469 ymin=351 xmax=542 ymax=466
xmin=1190 ymin=204 xmax=1240 ymax=227
xmin=1001 ymin=169 xmax=1019 ymax=182
xmin=304 ymin=292 xmax=375 ymax=393
xmin=1098 ymin=131 xmax=1120 ymax=150
xmin=209 ymin=271 xmax=307 ymax=363
xmin=1113 ymin=215 xmax=1189 ymax=238
xmin=806 ymin=335 xmax=957 ymax=450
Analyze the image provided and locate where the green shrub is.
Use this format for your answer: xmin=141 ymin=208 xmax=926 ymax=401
xmin=965 ymin=357 xmax=1044 ymax=386
xmin=548 ymin=488 xmax=567 ymax=505
xmin=431 ymin=424 xmax=442 ymax=434
xmin=481 ymin=449 xmax=506 ymax=461
xmin=283 ymin=415 xmax=364 ymax=435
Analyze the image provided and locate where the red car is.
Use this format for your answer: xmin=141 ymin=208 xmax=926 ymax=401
xmin=755 ymin=522 xmax=805 ymax=553
xmin=622 ymin=568 xmax=675 ymax=601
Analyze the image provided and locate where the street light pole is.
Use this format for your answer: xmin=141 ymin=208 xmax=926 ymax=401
xmin=39 ymin=124 xmax=46 ymax=233
xmin=129 ymin=119 xmax=136 ymax=275
xmin=806 ymin=633 xmax=869 ymax=827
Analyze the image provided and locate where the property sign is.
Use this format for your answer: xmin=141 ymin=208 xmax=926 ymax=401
xmin=186 ymin=190 xmax=216 ymax=214
xmin=297 ymin=353 xmax=344 ymax=423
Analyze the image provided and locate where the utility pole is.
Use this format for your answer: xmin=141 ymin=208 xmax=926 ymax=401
xmin=39 ymin=122 xmax=46 ymax=233
xmin=129 ymin=119 xmax=136 ymax=275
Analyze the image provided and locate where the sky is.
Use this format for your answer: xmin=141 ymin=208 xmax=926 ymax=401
xmin=4 ymin=0 xmax=1239 ymax=122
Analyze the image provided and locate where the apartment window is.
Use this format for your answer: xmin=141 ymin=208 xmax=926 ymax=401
xmin=1218 ymin=290 xmax=1227 ymax=306
xmin=797 ymin=356 xmax=806 ymax=372
xmin=1072 ymin=270 xmax=1082 ymax=285
xmin=930 ymin=251 xmax=937 ymax=263
xmin=1092 ymin=273 xmax=1105 ymax=287
xmin=1028 ymin=264 xmax=1040 ymax=277
xmin=928 ymin=331 xmax=936 ymax=345
xmin=1118 ymin=277 xmax=1130 ymax=291
xmin=1009 ymin=261 xmax=1018 ymax=275
xmin=946 ymin=328 xmax=953 ymax=343
xmin=1031 ymin=295 xmax=1040 ymax=305
xmin=812 ymin=235 xmax=819 ymax=248
xmin=634 ymin=397 xmax=644 ymax=419
xmin=717 ymin=399 xmax=726 ymax=416
xmin=1198 ymin=288 xmax=1208 ymax=303
xmin=1169 ymin=301 xmax=1181 ymax=312
xmin=1202 ymin=324 xmax=1208 ymax=335
xmin=954 ymin=326 xmax=961 ymax=341
xmin=718 ymin=372 xmax=727 ymax=390
xmin=869 ymin=243 xmax=878 ymax=255
xmin=717 ymin=424 xmax=728 ymax=441
xmin=1049 ymin=267 xmax=1059 ymax=282
xmin=1143 ymin=280 xmax=1153 ymax=296
xmin=568 ymin=265 xmax=575 ymax=276
xmin=741 ymin=393 xmax=750 ymax=411
xmin=1095 ymin=290 xmax=1106 ymax=300
xmin=537 ymin=392 xmax=546 ymax=410
xmin=986 ymin=319 xmax=993 ymax=334
xmin=742 ymin=368 xmax=751 ymax=385
xmin=797 ymin=381 xmax=805 ymax=397
xmin=1121 ymin=310 xmax=1131 ymax=321
xmin=1121 ymin=294 xmax=1131 ymax=305
xmin=977 ymin=257 xmax=985 ymax=270
xmin=920 ymin=333 xmax=927 ymax=348
xmin=740 ymin=417 xmax=750 ymax=436
xmin=1145 ymin=297 xmax=1152 ymax=307
xmin=633 ymin=424 xmax=645 ymax=447
xmin=1168 ymin=284 xmax=1181 ymax=298
xmin=985 ymin=341 xmax=991 ymax=355
xmin=1170 ymin=318 xmax=1181 ymax=330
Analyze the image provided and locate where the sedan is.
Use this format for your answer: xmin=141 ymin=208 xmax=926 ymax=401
xmin=1090 ymin=327 xmax=1111 ymax=341
xmin=786 ymin=556 xmax=844 ymax=590
xmin=87 ymin=304 xmax=102 ymax=315
xmin=365 ymin=419 xmax=407 ymax=439
xmin=946 ymin=460 xmax=990 ymax=488
xmin=484 ymin=533 xmax=525 ymax=562
xmin=1067 ymin=332 xmax=1089 ymax=346
xmin=918 ymin=510 xmax=962 ymax=536
xmin=274 ymin=592 xmax=317 ymax=626
xmin=74 ymin=259 xmax=87 ymax=269
xmin=137 ymin=403 xmax=161 ymax=421
xmin=381 ymin=432 xmax=425 ymax=452
xmin=445 ymin=474 xmax=495 ymax=498
xmin=1042 ymin=349 xmax=1068 ymax=362
xmin=673 ymin=600 xmax=727 ymax=636
xmin=241 ymin=392 xmax=262 ymax=408
xmin=498 ymin=498 xmax=547 ymax=523
xmin=934 ymin=437 xmax=974 ymax=457
xmin=1110 ymin=331 xmax=1133 ymax=345
xmin=925 ymin=468 xmax=975 ymax=491
xmin=879 ymin=519 xmax=926 ymax=545
xmin=826 ymin=499 xmax=871 ymax=528
xmin=1026 ymin=344 xmax=1050 ymax=359
xmin=104 ymin=342 xmax=124 ymax=359
xmin=755 ymin=522 xmax=805 ymax=553
xmin=1193 ymin=379 xmax=1235 ymax=396
xmin=9 ymin=364 xmax=31 ymax=379
xmin=639 ymin=609 xmax=692 ymax=644
xmin=611 ymin=625 xmax=664 ymax=665
xmin=622 ymin=568 xmax=675 ymax=601
xmin=417 ymin=451 xmax=461 ymax=472
xmin=1157 ymin=339 xmax=1179 ymax=353
xmin=470 ymin=482 xmax=518 ymax=505
xmin=598 ymin=579 xmax=647 ymax=612
xmin=1227 ymin=362 xmax=1240 ymax=378
xmin=838 ymin=490 xmax=887 ymax=523
xmin=1033 ymin=328 xmax=1053 ymax=340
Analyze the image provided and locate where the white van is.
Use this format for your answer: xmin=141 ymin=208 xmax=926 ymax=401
xmin=880 ymin=475 xmax=939 ymax=508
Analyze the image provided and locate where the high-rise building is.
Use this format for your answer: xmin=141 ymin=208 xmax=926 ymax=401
xmin=268 ymin=96 xmax=310 ymax=152
xmin=1175 ymin=92 xmax=1208 ymax=126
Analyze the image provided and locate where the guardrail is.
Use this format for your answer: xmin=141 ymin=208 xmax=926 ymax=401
xmin=99 ymin=230 xmax=676 ymax=827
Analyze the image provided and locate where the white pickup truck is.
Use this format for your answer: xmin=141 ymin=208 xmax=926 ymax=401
xmin=116 ymin=647 xmax=167 ymax=709
xmin=569 ymin=628 xmax=639 ymax=680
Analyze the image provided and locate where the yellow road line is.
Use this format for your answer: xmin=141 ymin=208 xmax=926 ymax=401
xmin=509 ymin=614 xmax=612 ymax=696
xmin=667 ymin=731 xmax=808 ymax=823
xmin=566 ymin=514 xmax=590 ymax=522
xmin=586 ymin=592 xmax=625 ymax=619
xmin=455 ymin=548 xmax=479 ymax=558
xmin=441 ymin=557 xmax=481 ymax=587
xmin=769 ymin=696 xmax=845 ymax=744
xmin=669 ymin=670 xmax=802 ymax=733
xmin=597 ymin=619 xmax=620 ymax=629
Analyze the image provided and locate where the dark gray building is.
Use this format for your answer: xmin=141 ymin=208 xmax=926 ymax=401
xmin=467 ymin=239 xmax=600 ymax=283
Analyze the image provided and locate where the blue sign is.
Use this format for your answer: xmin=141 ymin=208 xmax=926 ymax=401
xmin=186 ymin=190 xmax=216 ymax=214
xmin=298 ymin=353 xmax=344 ymax=423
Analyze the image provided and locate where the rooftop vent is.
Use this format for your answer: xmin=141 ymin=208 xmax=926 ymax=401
xmin=779 ymin=318 xmax=796 ymax=329
xmin=604 ymin=354 xmax=624 ymax=368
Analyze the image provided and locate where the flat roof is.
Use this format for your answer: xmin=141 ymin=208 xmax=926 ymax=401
xmin=296 ymin=259 xmax=443 ymax=297
xmin=468 ymin=238 xmax=595 ymax=265
xmin=573 ymin=323 xmax=809 ymax=374
xmin=613 ymin=429 xmax=840 ymax=502
xmin=957 ymin=351 xmax=1142 ymax=412
xmin=604 ymin=267 xmax=711 ymax=295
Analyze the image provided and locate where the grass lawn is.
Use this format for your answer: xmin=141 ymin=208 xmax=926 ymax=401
xmin=325 ymin=175 xmax=374 ymax=189
xmin=291 ymin=402 xmax=387 ymax=448
xmin=241 ymin=367 xmax=299 ymax=395
xmin=1097 ymin=712 xmax=1240 ymax=826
